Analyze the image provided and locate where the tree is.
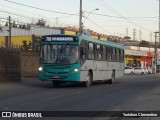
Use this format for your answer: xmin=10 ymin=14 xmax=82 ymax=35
xmin=26 ymin=24 xmax=30 ymax=29
xmin=139 ymin=40 xmax=149 ymax=47
xmin=5 ymin=22 xmax=9 ymax=27
xmin=21 ymin=40 xmax=28 ymax=50
xmin=22 ymin=24 xmax=26 ymax=29
xmin=13 ymin=21 xmax=17 ymax=28
xmin=36 ymin=19 xmax=46 ymax=26
xmin=0 ymin=25 xmax=2 ymax=31
xmin=124 ymin=36 xmax=131 ymax=41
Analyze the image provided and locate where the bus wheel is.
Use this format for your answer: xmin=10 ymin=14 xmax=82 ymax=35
xmin=84 ymin=72 xmax=92 ymax=87
xmin=108 ymin=71 xmax=115 ymax=84
xmin=52 ymin=81 xmax=60 ymax=87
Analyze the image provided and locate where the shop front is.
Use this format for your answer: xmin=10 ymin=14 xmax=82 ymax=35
xmin=125 ymin=49 xmax=148 ymax=67
xmin=141 ymin=52 xmax=154 ymax=68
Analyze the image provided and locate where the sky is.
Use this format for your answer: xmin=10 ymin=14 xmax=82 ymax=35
xmin=0 ymin=0 xmax=159 ymax=41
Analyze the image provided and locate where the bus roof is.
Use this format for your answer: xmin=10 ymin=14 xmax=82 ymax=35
xmin=42 ymin=34 xmax=124 ymax=49
xmin=79 ymin=35 xmax=124 ymax=49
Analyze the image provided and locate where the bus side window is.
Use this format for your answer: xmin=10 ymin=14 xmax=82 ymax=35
xmin=106 ymin=46 xmax=108 ymax=61
xmin=112 ymin=48 xmax=115 ymax=61
xmin=102 ymin=46 xmax=106 ymax=60
xmin=88 ymin=42 xmax=95 ymax=59
xmin=80 ymin=40 xmax=87 ymax=60
xmin=115 ymin=48 xmax=118 ymax=61
xmin=121 ymin=49 xmax=124 ymax=62
xmin=95 ymin=44 xmax=103 ymax=60
xmin=80 ymin=47 xmax=86 ymax=59
xmin=107 ymin=47 xmax=112 ymax=61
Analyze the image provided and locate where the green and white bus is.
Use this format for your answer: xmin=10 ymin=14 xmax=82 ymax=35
xmin=38 ymin=34 xmax=124 ymax=87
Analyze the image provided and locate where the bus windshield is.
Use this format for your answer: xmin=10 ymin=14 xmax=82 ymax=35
xmin=40 ymin=44 xmax=79 ymax=64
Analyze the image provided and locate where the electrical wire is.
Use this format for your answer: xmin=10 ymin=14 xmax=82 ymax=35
xmin=4 ymin=0 xmax=78 ymax=16
xmin=86 ymin=18 xmax=113 ymax=35
xmin=93 ymin=0 xmax=155 ymax=32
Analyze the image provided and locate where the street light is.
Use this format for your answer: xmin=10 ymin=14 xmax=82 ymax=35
xmin=83 ymin=8 xmax=99 ymax=24
xmin=81 ymin=8 xmax=99 ymax=36
xmin=79 ymin=0 xmax=99 ymax=35
xmin=79 ymin=0 xmax=83 ymax=35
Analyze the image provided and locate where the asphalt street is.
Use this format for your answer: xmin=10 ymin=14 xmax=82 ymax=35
xmin=0 ymin=74 xmax=160 ymax=120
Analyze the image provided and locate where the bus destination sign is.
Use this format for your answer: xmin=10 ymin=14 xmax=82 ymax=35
xmin=44 ymin=37 xmax=75 ymax=42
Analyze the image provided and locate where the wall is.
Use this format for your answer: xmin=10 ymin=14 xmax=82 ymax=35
xmin=11 ymin=36 xmax=32 ymax=46
xmin=0 ymin=25 xmax=61 ymax=36
xmin=0 ymin=48 xmax=21 ymax=82
xmin=0 ymin=36 xmax=5 ymax=47
xmin=20 ymin=51 xmax=39 ymax=77
xmin=125 ymin=49 xmax=147 ymax=56
xmin=0 ymin=49 xmax=40 ymax=80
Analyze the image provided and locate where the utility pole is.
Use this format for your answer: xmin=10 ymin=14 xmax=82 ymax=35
xmin=154 ymin=32 xmax=159 ymax=74
xmin=133 ymin=28 xmax=136 ymax=41
xmin=8 ymin=16 xmax=11 ymax=47
xmin=139 ymin=29 xmax=142 ymax=41
xmin=159 ymin=0 xmax=160 ymax=45
xmin=150 ymin=32 xmax=153 ymax=42
xmin=79 ymin=0 xmax=83 ymax=35
xmin=126 ymin=28 xmax=128 ymax=36
xmin=56 ymin=17 xmax=58 ymax=28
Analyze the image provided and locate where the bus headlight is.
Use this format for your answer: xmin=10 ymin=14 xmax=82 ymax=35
xmin=74 ymin=68 xmax=79 ymax=72
xmin=39 ymin=67 xmax=43 ymax=71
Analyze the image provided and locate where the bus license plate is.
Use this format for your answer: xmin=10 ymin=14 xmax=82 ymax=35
xmin=53 ymin=76 xmax=60 ymax=78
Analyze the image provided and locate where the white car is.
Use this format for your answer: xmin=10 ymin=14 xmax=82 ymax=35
xmin=143 ymin=67 xmax=149 ymax=74
xmin=125 ymin=67 xmax=135 ymax=75
xmin=147 ymin=67 xmax=153 ymax=74
xmin=134 ymin=67 xmax=146 ymax=75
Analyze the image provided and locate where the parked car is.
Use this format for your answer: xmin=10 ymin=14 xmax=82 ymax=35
xmin=147 ymin=67 xmax=153 ymax=74
xmin=125 ymin=67 xmax=135 ymax=75
xmin=143 ymin=67 xmax=149 ymax=74
xmin=134 ymin=67 xmax=146 ymax=75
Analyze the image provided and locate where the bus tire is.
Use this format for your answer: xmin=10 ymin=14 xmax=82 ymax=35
xmin=52 ymin=81 xmax=60 ymax=87
xmin=84 ymin=72 xmax=92 ymax=87
xmin=108 ymin=71 xmax=115 ymax=84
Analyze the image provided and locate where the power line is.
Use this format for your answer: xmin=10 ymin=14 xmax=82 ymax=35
xmin=86 ymin=18 xmax=113 ymax=35
xmin=0 ymin=9 xmax=35 ymax=20
xmin=0 ymin=9 xmax=78 ymax=28
xmin=0 ymin=4 xmax=77 ymax=20
xmin=4 ymin=0 xmax=157 ymax=20
xmin=4 ymin=0 xmax=78 ymax=16
xmin=94 ymin=0 xmax=153 ymax=32
xmin=0 ymin=9 xmax=75 ymax=25
xmin=3 ymin=0 xmax=155 ymax=36
xmin=88 ymin=12 xmax=157 ymax=19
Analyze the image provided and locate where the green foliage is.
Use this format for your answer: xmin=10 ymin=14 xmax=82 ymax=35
xmin=21 ymin=40 xmax=32 ymax=51
xmin=36 ymin=19 xmax=46 ymax=26
xmin=139 ymin=40 xmax=149 ymax=47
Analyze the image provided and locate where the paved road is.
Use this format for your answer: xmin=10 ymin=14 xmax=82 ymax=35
xmin=0 ymin=74 xmax=160 ymax=120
